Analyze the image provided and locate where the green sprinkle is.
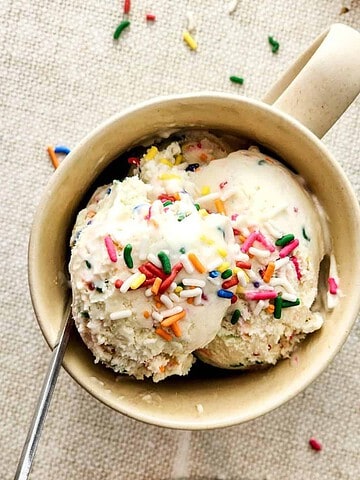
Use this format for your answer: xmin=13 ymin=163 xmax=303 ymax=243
xmin=177 ymin=212 xmax=186 ymax=221
xmin=268 ymin=36 xmax=280 ymax=53
xmin=158 ymin=251 xmax=172 ymax=274
xmin=275 ymin=234 xmax=295 ymax=247
xmin=85 ymin=260 xmax=92 ymax=269
xmin=163 ymin=201 xmax=172 ymax=207
xmin=96 ymin=286 xmax=103 ymax=293
xmin=302 ymin=227 xmax=311 ymax=241
xmin=113 ymin=20 xmax=131 ymax=40
xmin=230 ymin=309 xmax=241 ymax=325
xmin=282 ymin=299 xmax=300 ymax=308
xmin=258 ymin=159 xmax=266 ymax=165
xmin=81 ymin=311 xmax=90 ymax=318
xmin=229 ymin=75 xmax=244 ymax=85
xmin=179 ymin=247 xmax=186 ymax=254
xmin=274 ymin=295 xmax=282 ymax=319
xmin=194 ymin=203 xmax=200 ymax=211
xmin=221 ymin=269 xmax=233 ymax=279
xmin=124 ymin=244 xmax=133 ymax=269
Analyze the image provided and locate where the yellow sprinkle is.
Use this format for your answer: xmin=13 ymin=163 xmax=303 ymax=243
xmin=175 ymin=154 xmax=183 ymax=165
xmin=130 ymin=273 xmax=146 ymax=289
xmin=218 ymin=262 xmax=230 ymax=273
xmin=174 ymin=286 xmax=183 ymax=293
xmin=200 ymin=235 xmax=214 ymax=245
xmin=183 ymin=29 xmax=197 ymax=50
xmin=151 ymin=277 xmax=162 ymax=295
xmin=158 ymin=173 xmax=181 ymax=180
xmin=199 ymin=209 xmax=209 ymax=217
xmin=144 ymin=146 xmax=158 ymax=160
xmin=233 ymin=267 xmax=240 ymax=274
xmin=216 ymin=246 xmax=227 ymax=258
xmin=236 ymin=285 xmax=245 ymax=294
xmin=214 ymin=198 xmax=226 ymax=215
xmin=159 ymin=158 xmax=173 ymax=167
xmin=201 ymin=185 xmax=210 ymax=195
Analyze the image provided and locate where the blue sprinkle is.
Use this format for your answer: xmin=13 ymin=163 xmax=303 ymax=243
xmin=209 ymin=270 xmax=220 ymax=278
xmin=106 ymin=187 xmax=111 ymax=195
xmin=86 ymin=220 xmax=92 ymax=225
xmin=217 ymin=289 xmax=233 ymax=299
xmin=185 ymin=163 xmax=199 ymax=172
xmin=54 ymin=145 xmax=71 ymax=155
xmin=253 ymin=281 xmax=260 ymax=288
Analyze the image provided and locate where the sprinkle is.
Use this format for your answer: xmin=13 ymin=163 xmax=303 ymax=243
xmin=290 ymin=256 xmax=302 ymax=280
xmin=159 ymin=158 xmax=173 ymax=167
xmin=110 ymin=309 xmax=132 ymax=320
xmin=229 ymin=75 xmax=244 ymax=85
xmin=147 ymin=253 xmax=163 ymax=269
xmin=227 ymin=0 xmax=239 ymax=14
xmin=160 ymin=294 xmax=173 ymax=309
xmin=266 ymin=304 xmax=275 ymax=314
xmin=230 ymin=295 xmax=238 ymax=304
xmin=248 ymin=247 xmax=271 ymax=258
xmin=309 ymin=438 xmax=322 ymax=451
xmin=161 ymin=306 xmax=183 ymax=318
xmin=182 ymin=278 xmax=206 ymax=287
xmin=161 ymin=310 xmax=186 ymax=327
xmin=328 ymin=277 xmax=338 ymax=295
xmin=263 ymin=262 xmax=275 ymax=283
xmin=230 ymin=309 xmax=241 ymax=324
xmin=217 ymin=289 xmax=233 ymax=299
xmin=186 ymin=10 xmax=196 ymax=32
xmin=120 ymin=272 xmax=142 ymax=293
xmin=221 ymin=269 xmax=233 ymax=279
xmin=281 ymin=292 xmax=298 ymax=302
xmin=152 ymin=311 xmax=164 ymax=322
xmin=146 ymin=13 xmax=156 ymax=21
xmin=171 ymin=321 xmax=182 ymax=337
xmin=275 ymin=234 xmax=295 ymax=247
xmin=123 ymin=244 xmax=133 ymax=268
xmin=87 ymin=282 xmax=95 ymax=291
xmin=274 ymin=295 xmax=282 ymax=319
xmin=237 ymin=270 xmax=248 ymax=287
xmin=274 ymin=257 xmax=290 ymax=270
xmin=245 ymin=290 xmax=277 ymax=301
xmin=200 ymin=235 xmax=214 ymax=245
xmin=85 ymin=260 xmax=91 ymax=269
xmin=214 ymin=198 xmax=227 ymax=215
xmin=217 ymin=262 xmax=230 ymax=273
xmin=253 ymin=281 xmax=260 ymax=288
xmin=144 ymin=146 xmax=158 ymax=160
xmin=270 ymin=277 xmax=296 ymax=294
xmin=47 ymin=146 xmax=59 ymax=169
xmin=114 ymin=279 xmax=123 ymax=289
xmin=188 ymin=253 xmax=206 ymax=274
xmin=187 ymin=297 xmax=194 ymax=305
xmin=123 ymin=0 xmax=131 ymax=14
xmin=279 ymin=239 xmax=299 ymax=258
xmin=256 ymin=232 xmax=276 ymax=252
xmin=268 ymin=36 xmax=280 ymax=53
xmin=253 ymin=300 xmax=265 ymax=316
xmin=151 ymin=277 xmax=162 ymax=295
xmin=54 ymin=145 xmax=71 ymax=155
xmin=145 ymin=288 xmax=153 ymax=297
xmin=130 ymin=273 xmax=146 ymax=289
xmin=185 ymin=163 xmax=200 ymax=172
xmin=180 ymin=287 xmax=202 ymax=298
xmin=201 ymin=185 xmax=210 ymax=195
xmin=183 ymin=29 xmax=197 ymax=50
xmin=158 ymin=263 xmax=184 ymax=294
xmin=264 ymin=221 xmax=283 ymax=238
xmin=158 ymin=251 xmax=171 ymax=274
xmin=222 ymin=276 xmax=239 ymax=289
xmin=113 ymin=20 xmax=131 ymax=40
xmin=209 ymin=270 xmax=220 ymax=278
xmin=240 ymin=231 xmax=258 ymax=253
xmin=128 ymin=156 xmax=140 ymax=166
xmin=155 ymin=328 xmax=172 ymax=341
xmin=302 ymin=227 xmax=311 ymax=241
xmin=143 ymin=311 xmax=150 ymax=319
xmin=282 ymin=298 xmax=300 ymax=308
xmin=236 ymin=261 xmax=251 ymax=270
xmin=104 ymin=236 xmax=117 ymax=263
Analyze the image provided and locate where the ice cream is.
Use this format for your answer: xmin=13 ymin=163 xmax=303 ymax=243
xmin=69 ymin=132 xmax=334 ymax=380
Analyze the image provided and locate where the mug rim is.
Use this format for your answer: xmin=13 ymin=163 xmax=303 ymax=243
xmin=28 ymin=92 xmax=360 ymax=429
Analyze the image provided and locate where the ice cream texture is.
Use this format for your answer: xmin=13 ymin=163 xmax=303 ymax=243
xmin=69 ymin=132 xmax=334 ymax=380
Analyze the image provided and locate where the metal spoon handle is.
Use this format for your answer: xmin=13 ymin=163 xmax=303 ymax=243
xmin=14 ymin=303 xmax=73 ymax=480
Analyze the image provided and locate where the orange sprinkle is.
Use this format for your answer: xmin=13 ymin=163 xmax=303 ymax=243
xmin=171 ymin=321 xmax=182 ymax=337
xmin=151 ymin=277 xmax=162 ymax=295
xmin=86 ymin=210 xmax=96 ymax=219
xmin=266 ymin=305 xmax=275 ymax=314
xmin=188 ymin=252 xmax=206 ymax=273
xmin=143 ymin=310 xmax=150 ymax=318
xmin=159 ymin=365 xmax=166 ymax=373
xmin=214 ymin=198 xmax=226 ymax=215
xmin=150 ymin=218 xmax=159 ymax=228
xmin=200 ymin=153 xmax=208 ymax=161
xmin=161 ymin=310 xmax=186 ymax=327
xmin=174 ymin=192 xmax=181 ymax=200
xmin=47 ymin=146 xmax=59 ymax=169
xmin=156 ymin=301 xmax=162 ymax=309
xmin=187 ymin=297 xmax=194 ymax=305
xmin=155 ymin=328 xmax=172 ymax=341
xmin=239 ymin=234 xmax=247 ymax=243
xmin=263 ymin=262 xmax=275 ymax=283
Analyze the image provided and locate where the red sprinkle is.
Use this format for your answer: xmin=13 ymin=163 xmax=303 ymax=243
xmin=146 ymin=13 xmax=156 ymax=21
xmin=231 ymin=295 xmax=238 ymax=304
xmin=222 ymin=276 xmax=239 ymax=289
xmin=309 ymin=437 xmax=322 ymax=451
xmin=138 ymin=264 xmax=156 ymax=278
xmin=143 ymin=278 xmax=156 ymax=287
xmin=233 ymin=228 xmax=241 ymax=235
xmin=87 ymin=282 xmax=95 ymax=291
xmin=328 ymin=277 xmax=338 ymax=294
xmin=158 ymin=194 xmax=177 ymax=203
xmin=290 ymin=256 xmax=302 ymax=280
xmin=124 ymin=0 xmax=131 ymax=14
xmin=158 ymin=262 xmax=183 ymax=294
xmin=236 ymin=261 xmax=252 ymax=270
xmin=114 ymin=279 xmax=123 ymax=289
xmin=128 ymin=157 xmax=140 ymax=166
xmin=219 ymin=181 xmax=228 ymax=189
xmin=144 ymin=262 xmax=168 ymax=279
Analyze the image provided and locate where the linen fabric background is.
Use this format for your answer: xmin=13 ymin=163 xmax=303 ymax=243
xmin=1 ymin=1 xmax=359 ymax=479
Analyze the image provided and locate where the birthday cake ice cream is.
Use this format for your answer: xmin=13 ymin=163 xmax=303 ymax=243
xmin=69 ymin=133 xmax=336 ymax=381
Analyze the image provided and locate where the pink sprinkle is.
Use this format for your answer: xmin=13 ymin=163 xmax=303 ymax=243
xmin=231 ymin=214 xmax=238 ymax=221
xmin=104 ymin=236 xmax=117 ymax=262
xmin=219 ymin=181 xmax=228 ymax=189
xmin=290 ymin=256 xmax=302 ymax=280
xmin=245 ymin=290 xmax=277 ymax=301
xmin=328 ymin=277 xmax=338 ymax=295
xmin=279 ymin=239 xmax=299 ymax=258
xmin=256 ymin=232 xmax=275 ymax=252
xmin=309 ymin=437 xmax=322 ymax=451
xmin=146 ymin=13 xmax=156 ymax=21
xmin=241 ymin=231 xmax=258 ymax=253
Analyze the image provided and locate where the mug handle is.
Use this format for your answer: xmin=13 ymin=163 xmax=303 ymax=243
xmin=262 ymin=23 xmax=360 ymax=139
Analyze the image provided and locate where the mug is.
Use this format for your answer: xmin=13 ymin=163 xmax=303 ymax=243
xmin=29 ymin=24 xmax=360 ymax=429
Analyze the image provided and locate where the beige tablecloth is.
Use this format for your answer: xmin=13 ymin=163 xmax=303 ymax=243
xmin=1 ymin=1 xmax=359 ymax=479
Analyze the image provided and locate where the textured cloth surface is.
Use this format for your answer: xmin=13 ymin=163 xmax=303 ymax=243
xmin=1 ymin=1 xmax=359 ymax=479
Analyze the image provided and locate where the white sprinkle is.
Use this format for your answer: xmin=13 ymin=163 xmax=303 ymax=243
xmin=248 ymin=247 xmax=271 ymax=258
xmin=253 ymin=300 xmax=265 ymax=316
xmin=226 ymin=0 xmax=239 ymax=14
xmin=180 ymin=254 xmax=194 ymax=274
xmin=151 ymin=199 xmax=163 ymax=215
xmin=152 ymin=311 xmax=163 ymax=322
xmin=138 ymin=238 xmax=148 ymax=261
xmin=169 ymin=292 xmax=182 ymax=303
xmin=327 ymin=292 xmax=338 ymax=309
xmin=180 ymin=287 xmax=202 ymax=298
xmin=182 ymin=278 xmax=206 ymax=287
xmin=237 ymin=270 xmax=248 ymax=287
xmin=194 ymin=294 xmax=203 ymax=306
xmin=270 ymin=278 xmax=296 ymax=294
xmin=207 ymin=276 xmax=221 ymax=286
xmin=196 ymin=403 xmax=204 ymax=414
xmin=281 ymin=292 xmax=298 ymax=302
xmin=186 ymin=11 xmax=196 ymax=33
xmin=329 ymin=253 xmax=339 ymax=279
xmin=274 ymin=257 xmax=290 ymax=270
xmin=206 ymin=258 xmax=222 ymax=272
xmin=264 ymin=221 xmax=283 ymax=238
xmin=220 ymin=188 xmax=236 ymax=201
xmin=242 ymin=227 xmax=251 ymax=237
xmin=169 ymin=282 xmax=177 ymax=292
xmin=120 ymin=272 xmax=142 ymax=293
xmin=247 ymin=269 xmax=259 ymax=281
xmin=160 ymin=294 xmax=173 ymax=309
xmin=161 ymin=306 xmax=183 ymax=318
xmin=145 ymin=288 xmax=153 ymax=297
xmin=196 ymin=192 xmax=220 ymax=204
xmin=234 ymin=252 xmax=250 ymax=262
xmin=110 ymin=309 xmax=132 ymax=320
xmin=147 ymin=253 xmax=162 ymax=268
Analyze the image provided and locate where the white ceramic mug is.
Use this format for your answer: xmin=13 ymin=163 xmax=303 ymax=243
xmin=29 ymin=24 xmax=360 ymax=429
